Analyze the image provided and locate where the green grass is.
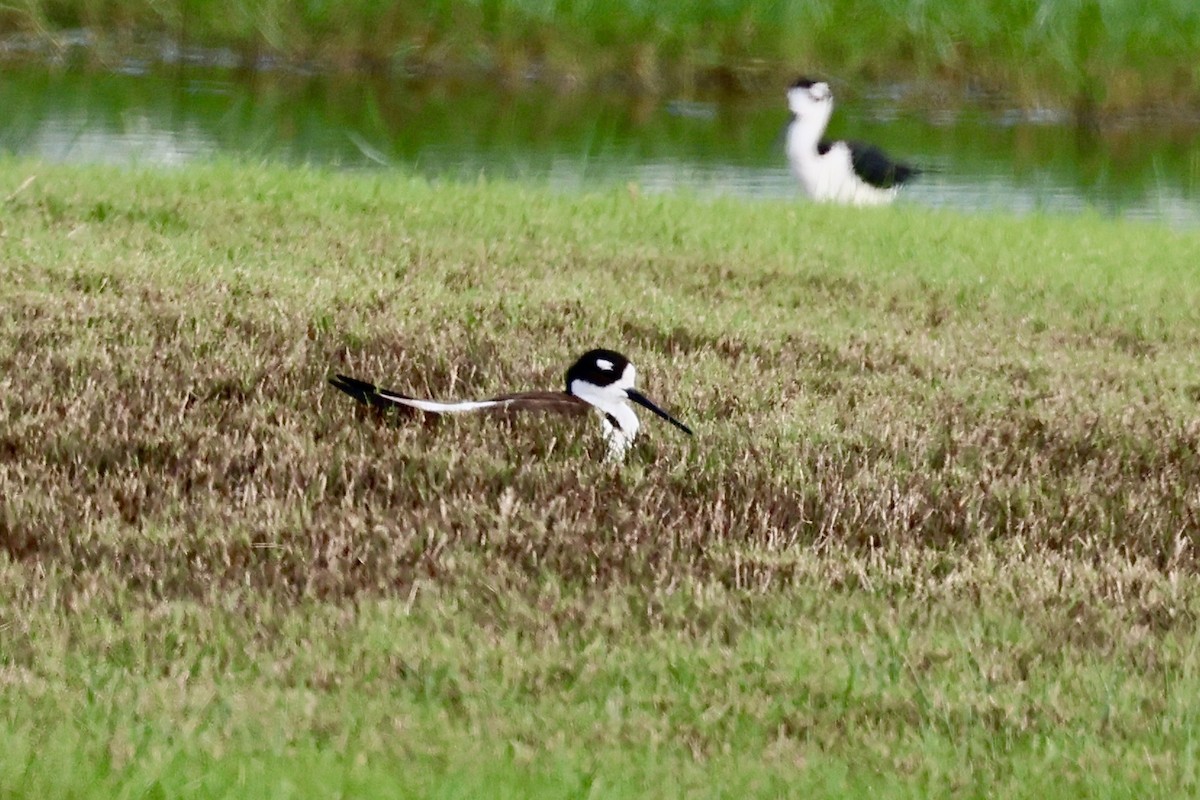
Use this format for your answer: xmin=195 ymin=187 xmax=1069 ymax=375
xmin=4 ymin=0 xmax=1200 ymax=110
xmin=3 ymin=158 xmax=1200 ymax=797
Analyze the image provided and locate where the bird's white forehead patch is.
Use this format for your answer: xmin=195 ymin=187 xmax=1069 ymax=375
xmin=596 ymin=358 xmax=614 ymax=371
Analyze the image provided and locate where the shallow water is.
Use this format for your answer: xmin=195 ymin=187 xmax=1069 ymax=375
xmin=2 ymin=64 xmax=1198 ymax=226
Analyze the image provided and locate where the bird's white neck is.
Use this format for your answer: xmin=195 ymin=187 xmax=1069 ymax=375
xmin=785 ymin=104 xmax=833 ymax=160
xmin=570 ymin=374 xmax=641 ymax=461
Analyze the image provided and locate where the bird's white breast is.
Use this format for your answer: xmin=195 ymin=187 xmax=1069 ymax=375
xmin=787 ymin=136 xmax=898 ymax=207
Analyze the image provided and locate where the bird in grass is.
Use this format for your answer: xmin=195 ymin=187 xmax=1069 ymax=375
xmin=329 ymin=349 xmax=692 ymax=461
xmin=785 ymin=76 xmax=922 ymax=205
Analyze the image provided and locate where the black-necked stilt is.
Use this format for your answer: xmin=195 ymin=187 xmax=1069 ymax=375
xmin=329 ymin=349 xmax=692 ymax=461
xmin=785 ymin=77 xmax=921 ymax=205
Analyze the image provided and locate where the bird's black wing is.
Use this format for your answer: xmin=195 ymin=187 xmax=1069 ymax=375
xmin=831 ymin=139 xmax=921 ymax=189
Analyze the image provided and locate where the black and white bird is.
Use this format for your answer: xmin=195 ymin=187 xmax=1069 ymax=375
xmin=785 ymin=77 xmax=921 ymax=205
xmin=329 ymin=349 xmax=692 ymax=461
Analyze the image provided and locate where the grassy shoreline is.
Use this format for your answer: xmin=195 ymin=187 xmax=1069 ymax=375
xmin=3 ymin=0 xmax=1200 ymax=113
xmin=3 ymin=160 xmax=1200 ymax=796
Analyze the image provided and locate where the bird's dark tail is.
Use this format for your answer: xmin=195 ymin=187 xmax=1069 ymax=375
xmin=329 ymin=374 xmax=413 ymax=411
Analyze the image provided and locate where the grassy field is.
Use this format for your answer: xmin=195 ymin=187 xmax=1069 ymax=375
xmin=4 ymin=0 xmax=1200 ymax=111
xmin=3 ymin=158 xmax=1200 ymax=797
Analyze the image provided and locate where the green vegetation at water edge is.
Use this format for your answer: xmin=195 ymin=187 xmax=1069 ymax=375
xmin=3 ymin=160 xmax=1200 ymax=797
xmin=4 ymin=0 xmax=1200 ymax=111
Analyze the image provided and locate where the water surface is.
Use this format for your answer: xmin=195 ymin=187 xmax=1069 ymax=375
xmin=2 ymin=65 xmax=1198 ymax=225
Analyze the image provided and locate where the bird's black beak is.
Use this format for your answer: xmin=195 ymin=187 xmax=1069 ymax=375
xmin=626 ymin=389 xmax=693 ymax=435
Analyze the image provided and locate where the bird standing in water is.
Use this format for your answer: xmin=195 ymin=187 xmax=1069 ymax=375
xmin=785 ymin=77 xmax=922 ymax=205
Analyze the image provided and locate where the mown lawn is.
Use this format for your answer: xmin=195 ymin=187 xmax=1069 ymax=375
xmin=2 ymin=160 xmax=1200 ymax=797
